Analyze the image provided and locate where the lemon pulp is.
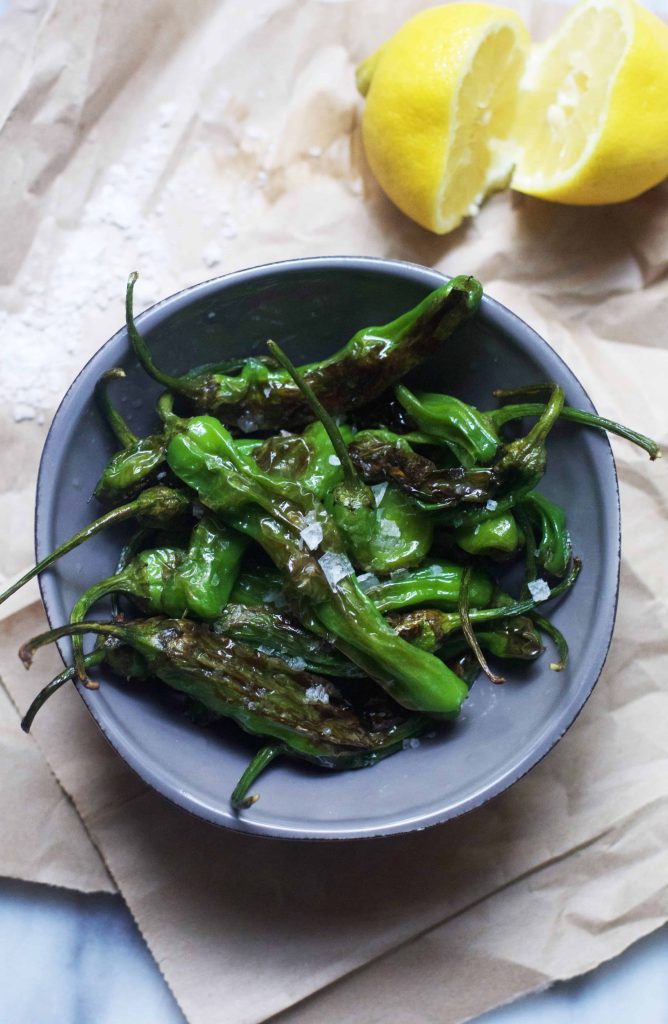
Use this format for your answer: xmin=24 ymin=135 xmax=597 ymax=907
xmin=514 ymin=5 xmax=627 ymax=184
xmin=439 ymin=24 xmax=526 ymax=230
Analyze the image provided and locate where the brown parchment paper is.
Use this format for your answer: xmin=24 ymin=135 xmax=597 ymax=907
xmin=0 ymin=0 xmax=667 ymax=1021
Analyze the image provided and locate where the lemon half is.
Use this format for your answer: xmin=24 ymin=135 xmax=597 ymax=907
xmin=357 ymin=4 xmax=530 ymax=234
xmin=511 ymin=0 xmax=668 ymax=204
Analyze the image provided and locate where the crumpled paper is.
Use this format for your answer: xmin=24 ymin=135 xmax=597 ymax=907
xmin=0 ymin=0 xmax=667 ymax=1022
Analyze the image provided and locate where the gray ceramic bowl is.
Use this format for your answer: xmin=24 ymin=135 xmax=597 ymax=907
xmin=36 ymin=257 xmax=620 ymax=839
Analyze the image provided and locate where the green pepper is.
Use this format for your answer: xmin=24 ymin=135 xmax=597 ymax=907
xmin=349 ymin=387 xmax=566 ymax=525
xmin=488 ymin=384 xmax=661 ymax=461
xmin=454 ymin=512 xmax=523 ymax=557
xmin=361 ymin=560 xmax=493 ymax=613
xmin=437 ymin=617 xmax=544 ymax=661
xmin=266 ymin=341 xmax=434 ymax=574
xmin=0 ymin=487 xmax=191 ymax=612
xmin=20 ymin=618 xmax=428 ymax=809
xmin=394 ymin=384 xmax=500 ymax=466
xmin=165 ymin=415 xmax=469 ymax=716
xmin=252 ymin=421 xmax=354 ymax=500
xmin=517 ymin=492 xmax=571 ymax=577
xmin=69 ymin=515 xmax=246 ymax=681
xmin=93 ymin=375 xmax=182 ymax=506
xmin=389 ymin=559 xmax=581 ymax=653
xmin=126 ymin=272 xmax=483 ymax=430
xmin=213 ymin=604 xmax=364 ymax=677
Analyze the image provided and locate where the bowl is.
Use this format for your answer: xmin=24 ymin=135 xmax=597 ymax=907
xmin=35 ymin=256 xmax=620 ymax=839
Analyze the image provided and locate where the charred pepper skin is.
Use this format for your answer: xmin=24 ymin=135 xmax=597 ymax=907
xmin=69 ymin=515 xmax=247 ymax=680
xmin=165 ymin=415 xmax=470 ymax=717
xmin=21 ymin=618 xmax=427 ymax=766
xmin=126 ymin=272 xmax=483 ymax=430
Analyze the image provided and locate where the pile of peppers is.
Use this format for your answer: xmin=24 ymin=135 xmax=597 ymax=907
xmin=7 ymin=272 xmax=660 ymax=810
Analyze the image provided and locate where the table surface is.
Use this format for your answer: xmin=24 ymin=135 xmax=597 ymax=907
xmin=0 ymin=875 xmax=666 ymax=1023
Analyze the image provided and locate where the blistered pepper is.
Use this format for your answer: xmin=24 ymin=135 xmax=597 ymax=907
xmin=165 ymin=415 xmax=469 ymax=716
xmin=20 ymin=617 xmax=428 ymax=808
xmin=126 ymin=272 xmax=483 ymax=430
xmin=69 ymin=514 xmax=246 ymax=681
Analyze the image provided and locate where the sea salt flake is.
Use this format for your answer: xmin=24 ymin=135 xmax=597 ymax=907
xmin=527 ymin=578 xmax=551 ymax=602
xmin=286 ymin=656 xmax=307 ymax=671
xmin=356 ymin=572 xmax=380 ymax=592
xmin=318 ymin=551 xmax=353 ymax=588
xmin=304 ymin=683 xmax=330 ymax=705
xmin=371 ymin=482 xmax=387 ymax=506
xmin=380 ymin=517 xmax=401 ymax=538
xmin=402 ymin=737 xmax=421 ymax=750
xmin=485 ymin=499 xmax=498 ymax=511
xmin=328 ymin=454 xmax=341 ymax=466
xmin=300 ymin=511 xmax=323 ymax=551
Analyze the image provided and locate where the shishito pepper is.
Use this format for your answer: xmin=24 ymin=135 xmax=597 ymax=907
xmin=69 ymin=515 xmax=247 ymax=680
xmin=349 ymin=387 xmax=566 ymax=522
xmin=20 ymin=618 xmax=428 ymax=808
xmin=390 ymin=559 xmax=581 ymax=656
xmin=0 ymin=487 xmax=191 ymax=613
xmin=126 ymin=271 xmax=483 ymax=430
xmin=454 ymin=512 xmax=523 ymax=557
xmin=165 ymin=414 xmax=469 ymax=716
xmin=361 ymin=560 xmax=494 ymax=613
xmin=93 ymin=370 xmax=174 ymax=505
xmin=266 ymin=340 xmax=434 ymax=574
xmin=395 ymin=384 xmax=500 ymax=466
xmin=517 ymin=492 xmax=571 ymax=577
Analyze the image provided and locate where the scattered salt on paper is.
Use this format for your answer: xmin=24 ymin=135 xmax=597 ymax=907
xmin=356 ymin=572 xmax=380 ymax=592
xmin=328 ymin=454 xmax=341 ymax=466
xmin=528 ymin=578 xmax=551 ymax=602
xmin=318 ymin=551 xmax=353 ymax=588
xmin=371 ymin=482 xmax=388 ymax=506
xmin=486 ymin=499 xmax=498 ymax=511
xmin=304 ymin=684 xmax=330 ymax=705
xmin=300 ymin=511 xmax=323 ymax=551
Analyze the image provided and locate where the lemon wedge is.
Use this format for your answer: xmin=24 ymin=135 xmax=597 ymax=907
xmin=357 ymin=4 xmax=530 ymax=234
xmin=511 ymin=0 xmax=668 ymax=204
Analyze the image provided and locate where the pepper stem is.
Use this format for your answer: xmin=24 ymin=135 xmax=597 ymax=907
xmin=0 ymin=492 xmax=161 ymax=609
xmin=266 ymin=340 xmax=359 ymax=486
xmin=70 ymin=575 xmax=131 ymax=683
xmin=459 ymin=566 xmax=505 ymax=684
xmin=19 ymin=621 xmax=128 ymax=668
xmin=530 ymin=612 xmax=569 ymax=671
xmin=95 ymin=368 xmax=137 ymax=448
xmin=126 ymin=272 xmax=187 ymax=392
xmin=230 ymin=744 xmax=286 ymax=811
xmin=488 ymin=400 xmax=661 ymax=461
xmin=21 ymin=650 xmax=106 ymax=733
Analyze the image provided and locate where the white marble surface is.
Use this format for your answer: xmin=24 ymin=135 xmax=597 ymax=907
xmin=0 ymin=875 xmax=666 ymax=1023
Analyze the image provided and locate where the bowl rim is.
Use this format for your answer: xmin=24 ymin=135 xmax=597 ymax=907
xmin=36 ymin=255 xmax=621 ymax=841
